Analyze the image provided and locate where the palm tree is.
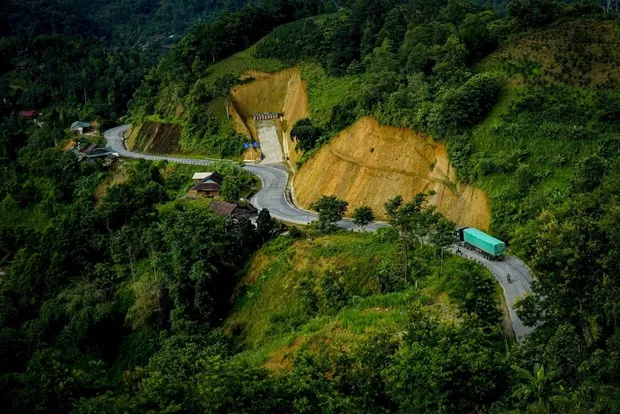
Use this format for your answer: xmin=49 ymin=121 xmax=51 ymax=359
xmin=511 ymin=364 xmax=564 ymax=408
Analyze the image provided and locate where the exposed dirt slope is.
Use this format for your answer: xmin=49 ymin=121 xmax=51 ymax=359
xmin=294 ymin=117 xmax=491 ymax=230
xmin=229 ymin=68 xmax=308 ymax=161
xmin=126 ymin=121 xmax=183 ymax=154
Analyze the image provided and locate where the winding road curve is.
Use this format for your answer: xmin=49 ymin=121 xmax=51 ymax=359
xmin=105 ymin=125 xmax=533 ymax=342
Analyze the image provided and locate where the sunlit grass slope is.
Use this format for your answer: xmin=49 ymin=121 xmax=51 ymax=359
xmin=224 ymin=231 xmax=504 ymax=371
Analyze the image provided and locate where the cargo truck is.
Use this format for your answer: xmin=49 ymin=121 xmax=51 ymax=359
xmin=456 ymin=227 xmax=506 ymax=260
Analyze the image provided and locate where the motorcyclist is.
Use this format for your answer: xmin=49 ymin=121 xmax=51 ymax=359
xmin=506 ymin=273 xmax=511 ymax=283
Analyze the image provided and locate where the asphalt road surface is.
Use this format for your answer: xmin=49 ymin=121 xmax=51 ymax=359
xmin=449 ymin=246 xmax=534 ymax=343
xmin=104 ymin=125 xmax=534 ymax=342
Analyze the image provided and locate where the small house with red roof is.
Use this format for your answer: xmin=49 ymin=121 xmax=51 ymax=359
xmin=19 ymin=111 xmax=38 ymax=120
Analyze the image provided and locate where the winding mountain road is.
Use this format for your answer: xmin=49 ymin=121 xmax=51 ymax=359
xmin=104 ymin=125 xmax=533 ymax=342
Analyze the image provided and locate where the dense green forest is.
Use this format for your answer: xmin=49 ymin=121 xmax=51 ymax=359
xmin=0 ymin=0 xmax=261 ymax=122
xmin=57 ymin=0 xmax=251 ymax=45
xmin=2 ymin=0 xmax=620 ymax=412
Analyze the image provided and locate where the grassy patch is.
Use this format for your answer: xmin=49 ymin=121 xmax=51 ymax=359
xmin=225 ymin=231 xmax=504 ymax=370
xmin=300 ymin=62 xmax=364 ymax=127
xmin=157 ymin=197 xmax=213 ymax=215
xmin=203 ymin=44 xmax=285 ymax=85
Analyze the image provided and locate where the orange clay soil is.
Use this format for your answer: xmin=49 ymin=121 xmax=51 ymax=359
xmin=293 ymin=116 xmax=491 ymax=230
xmin=229 ymin=68 xmax=307 ymax=163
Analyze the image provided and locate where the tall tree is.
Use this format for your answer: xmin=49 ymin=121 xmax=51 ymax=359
xmin=353 ymin=205 xmax=375 ymax=231
xmin=384 ymin=193 xmax=429 ymax=280
xmin=311 ymin=195 xmax=349 ymax=232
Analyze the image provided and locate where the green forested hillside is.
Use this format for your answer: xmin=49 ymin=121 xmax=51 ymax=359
xmin=129 ymin=0 xmax=620 ymax=235
xmin=2 ymin=0 xmax=620 ymax=412
xmin=0 ymin=0 xmax=255 ymax=122
xmin=125 ymin=0 xmax=620 ymax=410
xmin=57 ymin=0 xmax=251 ymax=45
xmin=127 ymin=0 xmax=335 ymax=156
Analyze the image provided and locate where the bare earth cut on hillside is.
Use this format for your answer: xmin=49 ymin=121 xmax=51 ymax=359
xmin=294 ymin=117 xmax=491 ymax=230
xmin=126 ymin=121 xmax=183 ymax=154
xmin=229 ymin=68 xmax=308 ymax=163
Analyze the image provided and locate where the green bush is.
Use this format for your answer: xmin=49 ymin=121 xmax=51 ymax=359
xmin=291 ymin=118 xmax=323 ymax=152
xmin=428 ymin=73 xmax=501 ymax=135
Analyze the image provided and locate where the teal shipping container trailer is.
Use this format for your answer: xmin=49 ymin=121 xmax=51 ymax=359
xmin=457 ymin=227 xmax=506 ymax=260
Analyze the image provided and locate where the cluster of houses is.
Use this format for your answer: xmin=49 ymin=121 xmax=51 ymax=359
xmin=253 ymin=112 xmax=283 ymax=121
xmin=17 ymin=111 xmax=96 ymax=137
xmin=188 ymin=171 xmax=257 ymax=220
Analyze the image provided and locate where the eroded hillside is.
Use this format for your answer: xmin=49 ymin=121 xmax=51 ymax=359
xmin=229 ymin=68 xmax=308 ymax=161
xmin=126 ymin=121 xmax=183 ymax=154
xmin=294 ymin=117 xmax=491 ymax=230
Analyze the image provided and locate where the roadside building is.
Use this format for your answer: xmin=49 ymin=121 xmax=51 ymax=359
xmin=192 ymin=171 xmax=223 ymax=185
xmin=189 ymin=172 xmax=223 ymax=197
xmin=188 ymin=172 xmax=224 ymax=197
xmin=208 ymin=200 xmax=257 ymax=220
xmin=71 ymin=121 xmax=91 ymax=135
xmin=79 ymin=143 xmax=105 ymax=157
xmin=189 ymin=182 xmax=221 ymax=198
xmin=73 ymin=142 xmax=118 ymax=162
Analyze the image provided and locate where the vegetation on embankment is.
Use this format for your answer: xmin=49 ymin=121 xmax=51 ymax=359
xmin=456 ymin=17 xmax=620 ymax=239
xmin=224 ymin=230 xmax=508 ymax=404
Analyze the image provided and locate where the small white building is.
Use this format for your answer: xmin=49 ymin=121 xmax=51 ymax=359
xmin=70 ymin=121 xmax=91 ymax=135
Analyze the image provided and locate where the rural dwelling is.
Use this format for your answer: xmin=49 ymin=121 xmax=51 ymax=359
xmin=189 ymin=182 xmax=221 ymax=198
xmin=71 ymin=121 xmax=91 ymax=135
xmin=189 ymin=172 xmax=223 ymax=197
xmin=208 ymin=200 xmax=258 ymax=220
xmin=14 ymin=61 xmax=28 ymax=71
xmin=73 ymin=142 xmax=117 ymax=162
xmin=192 ymin=171 xmax=223 ymax=185
xmin=19 ymin=110 xmax=38 ymax=119
xmin=78 ymin=143 xmax=105 ymax=157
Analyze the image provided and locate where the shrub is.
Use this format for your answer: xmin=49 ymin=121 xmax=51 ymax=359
xmin=291 ymin=119 xmax=323 ymax=152
xmin=428 ymin=73 xmax=501 ymax=135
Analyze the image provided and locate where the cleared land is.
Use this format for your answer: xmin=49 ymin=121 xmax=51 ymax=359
xmin=229 ymin=67 xmax=308 ymax=163
xmin=480 ymin=19 xmax=620 ymax=88
xmin=294 ymin=116 xmax=491 ymax=229
xmin=126 ymin=121 xmax=183 ymax=154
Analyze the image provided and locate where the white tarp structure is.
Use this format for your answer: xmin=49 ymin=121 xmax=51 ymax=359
xmin=192 ymin=172 xmax=214 ymax=180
